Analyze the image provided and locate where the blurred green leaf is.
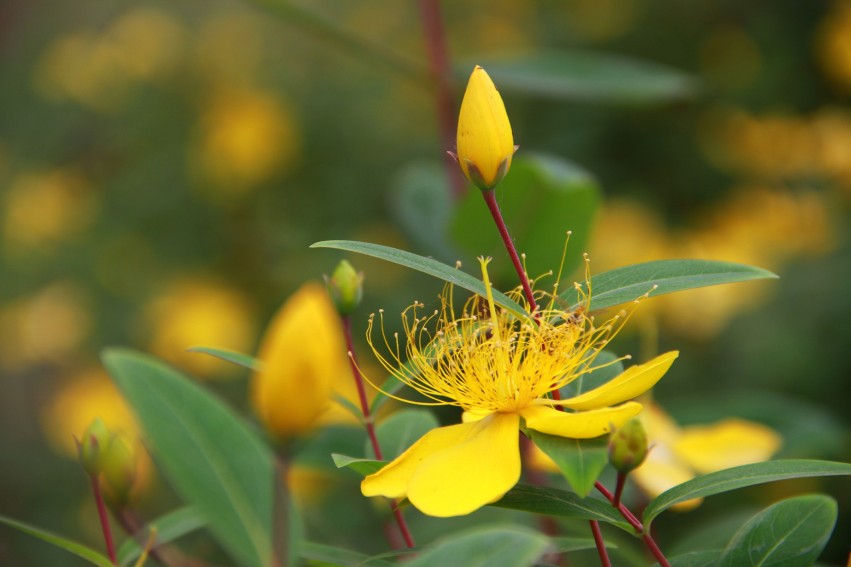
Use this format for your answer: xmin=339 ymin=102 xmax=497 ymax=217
xmin=0 ymin=515 xmax=113 ymax=567
xmin=529 ymin=432 xmax=609 ymax=497
xmin=643 ymin=460 xmax=851 ymax=527
xmin=102 ymin=349 xmax=275 ymax=567
xmin=331 ymin=453 xmax=387 ymax=476
xmin=560 ymin=259 xmax=778 ymax=312
xmin=451 ymin=154 xmax=600 ymax=284
xmin=390 ymin=162 xmax=458 ymax=262
xmin=469 ymin=50 xmax=694 ymax=103
xmin=658 ymin=550 xmax=723 ymax=567
xmin=559 ymin=350 xmax=625 ymax=399
xmin=552 ymin=536 xmax=617 ymax=552
xmin=371 ymin=372 xmax=408 ymax=415
xmin=368 ymin=409 xmax=439 ymax=460
xmin=310 ymin=240 xmax=531 ymax=321
xmin=117 ymin=507 xmax=206 ymax=566
xmin=299 ymin=541 xmax=400 ymax=566
xmin=718 ymin=495 xmax=837 ymax=567
xmin=406 ymin=525 xmax=550 ymax=567
xmin=187 ymin=346 xmax=262 ymax=372
xmin=491 ymin=484 xmax=631 ymax=532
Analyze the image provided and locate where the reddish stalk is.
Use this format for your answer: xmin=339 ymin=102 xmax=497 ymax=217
xmin=613 ymin=472 xmax=627 ymax=508
xmin=89 ymin=474 xmax=117 ymax=565
xmin=417 ymin=0 xmax=465 ymax=200
xmin=589 ymin=520 xmax=612 ymax=567
xmin=595 ymin=481 xmax=670 ymax=567
xmin=341 ymin=316 xmax=416 ymax=549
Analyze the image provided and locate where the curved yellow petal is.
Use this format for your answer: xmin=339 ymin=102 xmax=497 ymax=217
xmin=675 ymin=418 xmax=782 ymax=474
xmin=461 ymin=408 xmax=490 ymax=423
xmin=521 ymin=402 xmax=642 ymax=439
xmin=407 ymin=413 xmax=521 ymax=517
xmin=361 ymin=421 xmax=471 ymax=499
xmin=561 ymin=352 xmax=679 ymax=411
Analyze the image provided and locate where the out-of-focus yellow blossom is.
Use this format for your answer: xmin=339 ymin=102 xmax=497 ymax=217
xmin=145 ymin=277 xmax=257 ymax=378
xmin=361 ymin=258 xmax=678 ymax=517
xmin=700 ymin=25 xmax=762 ymax=92
xmin=251 ymin=282 xmax=350 ymax=439
xmin=40 ymin=368 xmax=153 ymax=497
xmin=457 ymin=66 xmax=514 ymax=190
xmin=817 ymin=0 xmax=851 ymax=92
xmin=0 ymin=282 xmax=91 ymax=370
xmin=192 ymin=87 xmax=300 ymax=194
xmin=588 ymin=198 xmax=671 ymax=272
xmin=195 ymin=12 xmax=266 ymax=86
xmin=2 ymin=169 xmax=97 ymax=255
xmin=286 ymin=466 xmax=336 ymax=507
xmin=104 ymin=8 xmax=184 ymax=82
xmin=631 ymin=403 xmax=782 ymax=510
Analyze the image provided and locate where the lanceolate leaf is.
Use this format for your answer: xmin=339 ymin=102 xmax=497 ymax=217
xmin=406 ymin=526 xmax=550 ymax=567
xmin=643 ymin=459 xmax=851 ymax=527
xmin=0 ymin=515 xmax=113 ymax=567
xmin=187 ymin=346 xmax=262 ymax=372
xmin=117 ymin=507 xmax=207 ymax=566
xmin=331 ymin=454 xmax=387 ymax=476
xmin=560 ymin=259 xmax=778 ymax=312
xmin=718 ymin=495 xmax=837 ymax=567
xmin=529 ymin=432 xmax=609 ymax=497
xmin=310 ymin=240 xmax=530 ymax=321
xmin=102 ymin=349 xmax=275 ymax=567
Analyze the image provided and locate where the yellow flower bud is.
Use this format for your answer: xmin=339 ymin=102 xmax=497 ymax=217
xmin=250 ymin=282 xmax=347 ymax=439
xmin=456 ymin=65 xmax=515 ymax=190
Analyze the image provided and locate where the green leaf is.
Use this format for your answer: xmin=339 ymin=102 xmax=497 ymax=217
xmin=451 ymin=154 xmax=600 ymax=283
xmin=117 ymin=507 xmax=206 ymax=566
xmin=552 ymin=536 xmax=617 ymax=552
xmin=368 ymin=409 xmax=439 ymax=460
xmin=660 ymin=550 xmax=723 ymax=567
xmin=310 ymin=240 xmax=531 ymax=322
xmin=331 ymin=453 xmax=387 ymax=476
xmin=102 ymin=349 xmax=275 ymax=567
xmin=468 ymin=50 xmax=694 ymax=104
xmin=0 ymin=515 xmax=113 ymax=567
xmin=560 ymin=259 xmax=778 ymax=312
xmin=491 ymin=484 xmax=632 ymax=532
xmin=718 ymin=495 xmax=837 ymax=567
xmin=559 ymin=350 xmax=624 ymax=399
xmin=529 ymin=432 xmax=609 ymax=497
xmin=186 ymin=346 xmax=262 ymax=372
xmin=407 ymin=525 xmax=550 ymax=567
xmin=370 ymin=372 xmax=408 ymax=414
xmin=299 ymin=541 xmax=399 ymax=566
xmin=643 ymin=459 xmax=851 ymax=527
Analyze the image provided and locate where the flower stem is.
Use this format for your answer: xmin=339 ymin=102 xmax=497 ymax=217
xmin=613 ymin=472 xmax=627 ymax=507
xmin=595 ymin=481 xmax=670 ymax=567
xmin=481 ymin=189 xmax=537 ymax=313
xmin=417 ymin=0 xmax=465 ymax=200
xmin=589 ymin=520 xmax=612 ymax=567
xmin=341 ymin=315 xmax=416 ymax=549
xmin=89 ymin=474 xmax=117 ymax=566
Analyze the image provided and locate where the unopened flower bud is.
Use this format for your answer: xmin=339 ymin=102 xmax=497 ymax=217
xmin=456 ymin=66 xmax=515 ymax=191
xmin=101 ymin=434 xmax=137 ymax=506
xmin=609 ymin=418 xmax=649 ymax=474
xmin=325 ymin=260 xmax=363 ymax=315
xmin=78 ymin=418 xmax=111 ymax=476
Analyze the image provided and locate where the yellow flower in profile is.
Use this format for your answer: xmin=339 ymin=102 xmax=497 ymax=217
xmin=632 ymin=403 xmax=782 ymax=510
xmin=361 ymin=258 xmax=678 ymax=517
xmin=456 ymin=66 xmax=515 ymax=190
xmin=251 ymin=282 xmax=348 ymax=439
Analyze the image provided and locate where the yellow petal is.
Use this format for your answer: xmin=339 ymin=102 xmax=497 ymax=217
xmin=361 ymin=421 xmax=472 ymax=499
xmin=675 ymin=418 xmax=782 ymax=474
xmin=521 ymin=403 xmax=642 ymax=439
xmin=406 ymin=413 xmax=521 ymax=517
xmin=456 ymin=66 xmax=514 ymax=189
xmin=462 ymin=408 xmax=490 ymax=423
xmin=562 ymin=352 xmax=679 ymax=411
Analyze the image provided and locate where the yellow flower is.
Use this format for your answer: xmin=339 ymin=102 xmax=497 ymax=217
xmin=456 ymin=66 xmax=515 ymax=190
xmin=361 ymin=258 xmax=678 ymax=517
xmin=632 ymin=403 xmax=782 ymax=510
xmin=251 ymin=282 xmax=349 ymax=439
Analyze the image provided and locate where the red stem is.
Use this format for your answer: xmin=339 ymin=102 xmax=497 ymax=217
xmin=417 ymin=0 xmax=465 ymax=200
xmin=481 ymin=190 xmax=537 ymax=312
xmin=341 ymin=316 xmax=415 ymax=549
xmin=589 ymin=520 xmax=612 ymax=567
xmin=613 ymin=472 xmax=627 ymax=508
xmin=89 ymin=474 xmax=117 ymax=565
xmin=595 ymin=481 xmax=669 ymax=567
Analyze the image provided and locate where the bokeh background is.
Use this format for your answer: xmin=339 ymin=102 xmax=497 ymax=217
xmin=1 ymin=0 xmax=849 ymax=564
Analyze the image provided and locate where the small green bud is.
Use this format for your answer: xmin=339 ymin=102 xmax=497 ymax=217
xmin=78 ymin=418 xmax=111 ymax=475
xmin=608 ymin=418 xmax=648 ymax=474
xmin=101 ymin=434 xmax=137 ymax=506
xmin=325 ymin=260 xmax=363 ymax=315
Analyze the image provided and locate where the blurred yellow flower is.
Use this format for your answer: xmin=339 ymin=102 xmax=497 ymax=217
xmin=361 ymin=258 xmax=677 ymax=517
xmin=145 ymin=277 xmax=257 ymax=378
xmin=631 ymin=403 xmax=782 ymax=511
xmin=817 ymin=0 xmax=851 ymax=92
xmin=191 ymin=87 xmax=300 ymax=194
xmin=456 ymin=66 xmax=514 ymax=190
xmin=251 ymin=282 xmax=350 ymax=439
